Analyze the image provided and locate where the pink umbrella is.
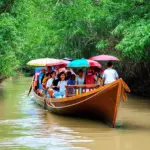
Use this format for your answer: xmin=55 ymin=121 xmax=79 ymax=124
xmin=88 ymin=59 xmax=102 ymax=68
xmin=90 ymin=55 xmax=119 ymax=61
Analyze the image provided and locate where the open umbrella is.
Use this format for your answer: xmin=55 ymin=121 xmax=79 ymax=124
xmin=90 ymin=54 xmax=119 ymax=61
xmin=67 ymin=58 xmax=101 ymax=68
xmin=27 ymin=58 xmax=69 ymax=67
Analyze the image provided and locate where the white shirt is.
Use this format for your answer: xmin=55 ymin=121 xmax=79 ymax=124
xmin=76 ymin=75 xmax=85 ymax=85
xmin=58 ymin=81 xmax=67 ymax=92
xmin=46 ymin=78 xmax=54 ymax=88
xmin=103 ymin=68 xmax=119 ymax=85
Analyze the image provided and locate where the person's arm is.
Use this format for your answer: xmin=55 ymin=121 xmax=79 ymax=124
xmin=102 ymin=72 xmax=105 ymax=85
xmin=115 ymin=70 xmax=119 ymax=80
xmin=75 ymin=76 xmax=78 ymax=85
xmin=56 ymin=81 xmax=60 ymax=88
xmin=94 ymin=75 xmax=98 ymax=82
xmin=46 ymin=79 xmax=53 ymax=90
xmin=46 ymin=80 xmax=50 ymax=89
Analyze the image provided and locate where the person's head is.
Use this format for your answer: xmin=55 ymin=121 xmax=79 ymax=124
xmin=50 ymin=71 xmax=56 ymax=79
xmin=41 ymin=69 xmax=46 ymax=73
xmin=90 ymin=67 xmax=94 ymax=72
xmin=47 ymin=66 xmax=52 ymax=72
xmin=59 ymin=72 xmax=66 ymax=81
xmin=71 ymin=74 xmax=76 ymax=80
xmin=66 ymin=71 xmax=72 ymax=80
xmin=55 ymin=66 xmax=59 ymax=71
xmin=107 ymin=61 xmax=113 ymax=68
xmin=87 ymin=68 xmax=93 ymax=75
xmin=46 ymin=73 xmax=51 ymax=78
xmin=78 ymin=69 xmax=83 ymax=77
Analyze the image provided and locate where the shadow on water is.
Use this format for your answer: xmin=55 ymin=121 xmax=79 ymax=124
xmin=116 ymin=122 xmax=150 ymax=132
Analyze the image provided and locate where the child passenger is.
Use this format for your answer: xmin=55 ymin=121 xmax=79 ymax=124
xmin=46 ymin=71 xmax=56 ymax=98
xmin=67 ymin=74 xmax=76 ymax=95
xmin=67 ymin=74 xmax=76 ymax=85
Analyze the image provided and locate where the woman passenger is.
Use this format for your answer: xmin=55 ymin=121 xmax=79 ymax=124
xmin=53 ymin=72 xmax=67 ymax=98
xmin=57 ymin=72 xmax=67 ymax=97
xmin=76 ymin=69 xmax=85 ymax=85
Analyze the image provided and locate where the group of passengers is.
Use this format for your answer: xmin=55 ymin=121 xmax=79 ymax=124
xmin=34 ymin=61 xmax=119 ymax=98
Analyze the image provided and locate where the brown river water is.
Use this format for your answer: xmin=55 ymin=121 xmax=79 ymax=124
xmin=0 ymin=77 xmax=150 ymax=150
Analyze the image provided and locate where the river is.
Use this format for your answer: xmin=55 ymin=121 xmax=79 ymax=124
xmin=0 ymin=77 xmax=150 ymax=150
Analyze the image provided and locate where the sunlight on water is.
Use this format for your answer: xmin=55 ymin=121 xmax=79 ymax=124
xmin=0 ymin=77 xmax=150 ymax=150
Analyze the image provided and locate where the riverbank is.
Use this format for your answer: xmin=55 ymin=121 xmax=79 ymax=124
xmin=119 ymin=62 xmax=150 ymax=98
xmin=0 ymin=77 xmax=6 ymax=84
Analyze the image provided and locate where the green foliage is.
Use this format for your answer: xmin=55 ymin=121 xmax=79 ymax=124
xmin=0 ymin=0 xmax=149 ymax=77
xmin=0 ymin=13 xmax=19 ymax=76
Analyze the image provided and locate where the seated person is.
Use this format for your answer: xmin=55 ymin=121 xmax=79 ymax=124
xmin=54 ymin=66 xmax=60 ymax=76
xmin=75 ymin=69 xmax=85 ymax=94
xmin=66 ymin=71 xmax=72 ymax=81
xmin=67 ymin=74 xmax=76 ymax=85
xmin=42 ymin=73 xmax=51 ymax=90
xmin=67 ymin=74 xmax=76 ymax=94
xmin=38 ymin=68 xmax=46 ymax=89
xmin=46 ymin=71 xmax=56 ymax=98
xmin=47 ymin=66 xmax=52 ymax=74
xmin=52 ymin=73 xmax=60 ymax=92
xmin=85 ymin=68 xmax=98 ymax=84
xmin=76 ymin=69 xmax=85 ymax=85
xmin=53 ymin=72 xmax=67 ymax=98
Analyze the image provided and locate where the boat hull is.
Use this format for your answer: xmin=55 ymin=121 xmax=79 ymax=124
xmin=32 ymin=79 xmax=130 ymax=127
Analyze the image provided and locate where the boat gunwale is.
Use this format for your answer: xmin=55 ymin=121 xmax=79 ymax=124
xmin=33 ymin=79 xmax=122 ymax=102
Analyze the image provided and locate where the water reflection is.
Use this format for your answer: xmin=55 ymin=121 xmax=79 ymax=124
xmin=0 ymin=77 xmax=150 ymax=150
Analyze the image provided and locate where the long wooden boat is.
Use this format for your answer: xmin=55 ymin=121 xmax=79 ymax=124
xmin=32 ymin=79 xmax=130 ymax=127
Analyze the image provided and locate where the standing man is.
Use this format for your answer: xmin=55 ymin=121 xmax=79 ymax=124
xmin=102 ymin=61 xmax=119 ymax=85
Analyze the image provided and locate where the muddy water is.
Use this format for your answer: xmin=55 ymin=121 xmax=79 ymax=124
xmin=0 ymin=77 xmax=150 ymax=150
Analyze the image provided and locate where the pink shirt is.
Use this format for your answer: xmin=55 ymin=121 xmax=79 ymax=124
xmin=35 ymin=72 xmax=40 ymax=81
xmin=85 ymin=75 xmax=95 ymax=84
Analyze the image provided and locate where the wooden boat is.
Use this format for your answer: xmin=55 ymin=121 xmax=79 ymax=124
xmin=32 ymin=78 xmax=130 ymax=127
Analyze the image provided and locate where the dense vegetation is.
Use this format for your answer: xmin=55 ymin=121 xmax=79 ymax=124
xmin=0 ymin=0 xmax=150 ymax=95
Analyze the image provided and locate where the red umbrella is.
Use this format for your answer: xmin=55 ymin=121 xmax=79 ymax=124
xmin=90 ymin=55 xmax=119 ymax=61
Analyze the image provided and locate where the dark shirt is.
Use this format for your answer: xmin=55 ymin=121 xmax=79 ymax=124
xmin=52 ymin=78 xmax=60 ymax=91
